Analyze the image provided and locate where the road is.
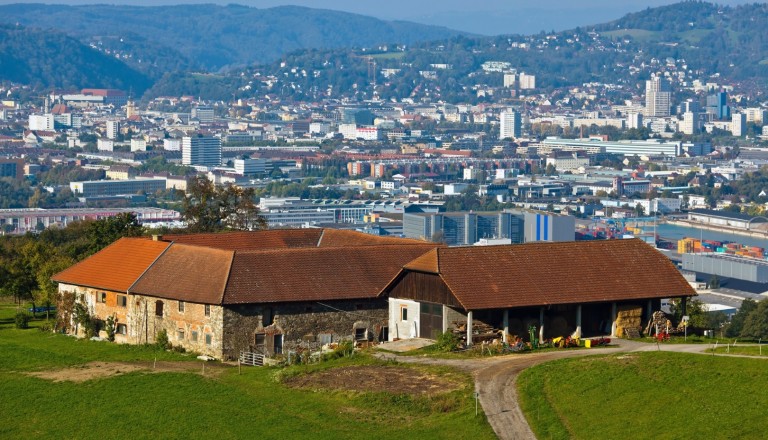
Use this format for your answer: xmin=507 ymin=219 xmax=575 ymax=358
xmin=377 ymin=340 xmax=765 ymax=440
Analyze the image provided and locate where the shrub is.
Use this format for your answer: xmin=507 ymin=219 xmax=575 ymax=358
xmin=104 ymin=315 xmax=117 ymax=342
xmin=322 ymin=340 xmax=355 ymax=361
xmin=434 ymin=331 xmax=461 ymax=352
xmin=14 ymin=312 xmax=31 ymax=329
xmin=155 ymin=329 xmax=169 ymax=349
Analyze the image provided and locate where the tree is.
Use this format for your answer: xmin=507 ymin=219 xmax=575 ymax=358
xmin=740 ymin=300 xmax=768 ymax=340
xmin=726 ymin=298 xmax=757 ymax=337
xmin=178 ymin=176 xmax=266 ymax=232
xmin=669 ymin=298 xmax=712 ymax=328
xmin=84 ymin=213 xmax=144 ymax=255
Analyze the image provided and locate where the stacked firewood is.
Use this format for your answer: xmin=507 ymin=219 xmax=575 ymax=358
xmin=451 ymin=320 xmax=500 ymax=344
xmin=644 ymin=310 xmax=674 ymax=335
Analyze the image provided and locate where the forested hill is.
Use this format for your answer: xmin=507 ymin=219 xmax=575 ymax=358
xmin=0 ymin=3 xmax=466 ymax=72
xmin=593 ymin=1 xmax=768 ymax=79
xmin=0 ymin=24 xmax=151 ymax=93
xmin=186 ymin=1 xmax=766 ymax=103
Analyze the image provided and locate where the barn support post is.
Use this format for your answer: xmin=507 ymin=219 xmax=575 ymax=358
xmin=646 ymin=299 xmax=653 ymax=322
xmin=610 ymin=302 xmax=618 ymax=338
xmin=681 ymin=297 xmax=688 ymax=316
xmin=502 ymin=309 xmax=509 ymax=343
xmin=574 ymin=305 xmax=582 ymax=339
xmin=539 ymin=307 xmax=545 ymax=342
xmin=466 ymin=310 xmax=473 ymax=346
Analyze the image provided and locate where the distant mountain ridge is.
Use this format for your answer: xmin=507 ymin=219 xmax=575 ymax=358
xmin=0 ymin=3 xmax=467 ymax=72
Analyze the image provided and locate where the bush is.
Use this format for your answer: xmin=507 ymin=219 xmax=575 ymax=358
xmin=434 ymin=332 xmax=461 ymax=352
xmin=14 ymin=312 xmax=31 ymax=329
xmin=104 ymin=315 xmax=117 ymax=342
xmin=155 ymin=329 xmax=169 ymax=349
xmin=322 ymin=340 xmax=355 ymax=361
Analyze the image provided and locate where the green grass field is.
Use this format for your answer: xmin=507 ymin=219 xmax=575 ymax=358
xmin=0 ymin=301 xmax=495 ymax=439
xmin=518 ymin=351 xmax=768 ymax=439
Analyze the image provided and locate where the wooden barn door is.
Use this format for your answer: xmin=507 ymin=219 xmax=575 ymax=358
xmin=419 ymin=302 xmax=443 ymax=340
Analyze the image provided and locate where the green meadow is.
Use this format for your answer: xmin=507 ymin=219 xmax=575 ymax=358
xmin=0 ymin=301 xmax=494 ymax=439
xmin=518 ymin=351 xmax=768 ymax=439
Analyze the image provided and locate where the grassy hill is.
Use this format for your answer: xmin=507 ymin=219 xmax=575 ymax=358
xmin=0 ymin=24 xmax=151 ymax=93
xmin=0 ymin=3 xmax=466 ymax=72
xmin=518 ymin=351 xmax=768 ymax=438
xmin=0 ymin=300 xmax=494 ymax=439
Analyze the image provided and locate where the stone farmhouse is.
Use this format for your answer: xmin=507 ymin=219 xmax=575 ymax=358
xmin=53 ymin=229 xmax=436 ymax=359
xmin=53 ymin=229 xmax=695 ymax=360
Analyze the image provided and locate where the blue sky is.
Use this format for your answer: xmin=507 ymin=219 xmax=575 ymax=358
xmin=0 ymin=1 xmax=759 ymax=35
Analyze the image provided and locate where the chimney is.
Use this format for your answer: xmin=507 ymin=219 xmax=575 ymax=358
xmin=152 ymin=235 xmax=163 ymax=241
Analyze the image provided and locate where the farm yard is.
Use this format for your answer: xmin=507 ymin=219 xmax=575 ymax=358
xmin=0 ymin=300 xmax=493 ymax=439
xmin=5 ymin=299 xmax=768 ymax=440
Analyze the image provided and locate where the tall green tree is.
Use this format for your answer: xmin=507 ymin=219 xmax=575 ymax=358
xmin=726 ymin=298 xmax=758 ymax=337
xmin=178 ymin=176 xmax=266 ymax=232
xmin=740 ymin=300 xmax=768 ymax=340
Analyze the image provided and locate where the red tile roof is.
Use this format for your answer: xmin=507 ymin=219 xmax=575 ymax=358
xmin=128 ymin=244 xmax=234 ymax=304
xmin=160 ymin=229 xmax=324 ymax=250
xmin=398 ymin=239 xmax=695 ymax=311
xmin=317 ymin=229 xmax=430 ymax=247
xmin=51 ymin=238 xmax=170 ymax=292
xmin=52 ymin=229 xmax=439 ymax=305
xmin=161 ymin=228 xmax=429 ymax=250
xmin=222 ymin=244 xmax=437 ymax=304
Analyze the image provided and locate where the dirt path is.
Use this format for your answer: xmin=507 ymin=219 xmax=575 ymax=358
xmin=376 ymin=339 xmax=714 ymax=440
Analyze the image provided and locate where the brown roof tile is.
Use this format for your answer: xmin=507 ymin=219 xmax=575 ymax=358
xmin=402 ymin=248 xmax=439 ymax=273
xmin=161 ymin=229 xmax=323 ymax=250
xmin=318 ymin=229 xmax=430 ymax=247
xmin=52 ymin=238 xmax=170 ymax=292
xmin=222 ymin=244 xmax=437 ymax=304
xmin=405 ymin=239 xmax=695 ymax=311
xmin=129 ymin=244 xmax=234 ymax=304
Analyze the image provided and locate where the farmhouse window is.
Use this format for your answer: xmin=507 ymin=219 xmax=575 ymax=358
xmin=98 ymin=292 xmax=107 ymax=303
xmin=191 ymin=331 xmax=198 ymax=342
xmin=116 ymin=324 xmax=127 ymax=335
xmin=178 ymin=301 xmax=185 ymax=313
xmin=177 ymin=329 xmax=185 ymax=340
xmin=255 ymin=333 xmax=266 ymax=346
xmin=155 ymin=301 xmax=164 ymax=317
xmin=117 ymin=295 xmax=127 ymax=307
xmin=205 ymin=334 xmax=212 ymax=345
xmin=263 ymin=308 xmax=273 ymax=326
xmin=400 ymin=306 xmax=408 ymax=321
xmin=204 ymin=304 xmax=211 ymax=316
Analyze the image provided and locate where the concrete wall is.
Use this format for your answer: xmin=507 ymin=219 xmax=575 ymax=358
xmin=389 ymin=298 xmax=420 ymax=340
